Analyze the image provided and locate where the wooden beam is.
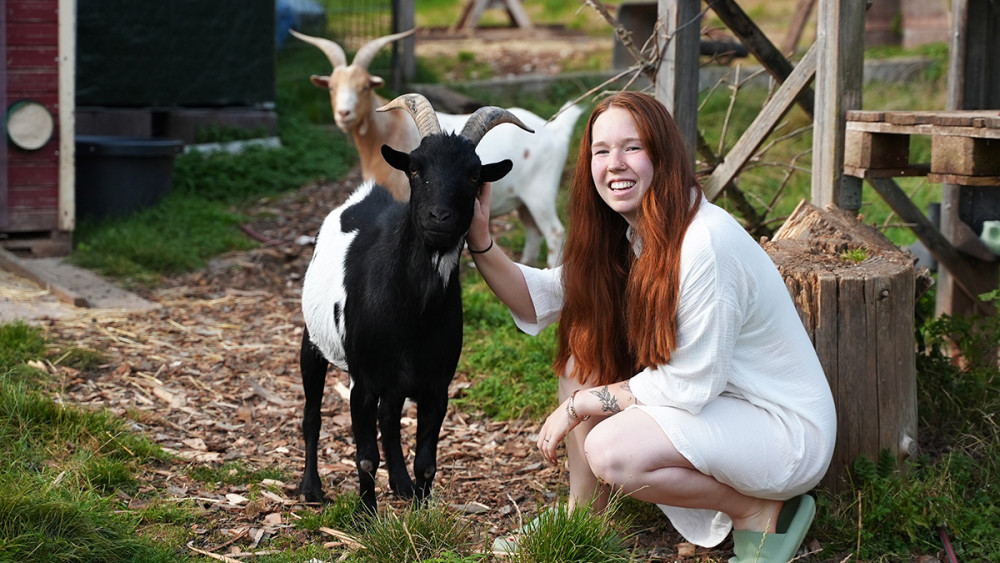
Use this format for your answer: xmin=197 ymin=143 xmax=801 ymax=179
xmin=706 ymin=0 xmax=815 ymax=116
xmin=938 ymin=0 xmax=1000 ymax=318
xmin=656 ymin=0 xmax=701 ymax=153
xmin=781 ymin=0 xmax=817 ymax=55
xmin=1 ymin=2 xmax=8 ymax=230
xmin=865 ymin=176 xmax=994 ymax=316
xmin=391 ymin=0 xmax=416 ymax=89
xmin=811 ymin=0 xmax=866 ymax=208
xmin=59 ymin=0 xmax=76 ymax=232
xmin=703 ymin=43 xmax=817 ymax=200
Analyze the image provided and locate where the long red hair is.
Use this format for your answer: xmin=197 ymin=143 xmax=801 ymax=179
xmin=555 ymin=92 xmax=703 ymax=385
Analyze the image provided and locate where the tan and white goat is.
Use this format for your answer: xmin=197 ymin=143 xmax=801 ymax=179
xmin=291 ymin=29 xmax=581 ymax=267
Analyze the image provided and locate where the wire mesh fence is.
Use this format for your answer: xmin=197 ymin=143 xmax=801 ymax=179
xmin=317 ymin=0 xmax=394 ymax=51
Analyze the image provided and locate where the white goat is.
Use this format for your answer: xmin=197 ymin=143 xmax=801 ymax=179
xmin=290 ymin=29 xmax=581 ymax=267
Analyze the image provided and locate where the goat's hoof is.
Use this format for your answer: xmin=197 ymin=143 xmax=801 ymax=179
xmin=388 ymin=478 xmax=415 ymax=498
xmin=299 ymin=483 xmax=327 ymax=504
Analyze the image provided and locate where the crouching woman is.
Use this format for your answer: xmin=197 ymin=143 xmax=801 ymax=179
xmin=467 ymin=91 xmax=836 ymax=562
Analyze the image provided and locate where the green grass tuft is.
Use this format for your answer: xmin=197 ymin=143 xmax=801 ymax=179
xmin=353 ymin=500 xmax=486 ymax=562
xmin=509 ymin=498 xmax=635 ymax=563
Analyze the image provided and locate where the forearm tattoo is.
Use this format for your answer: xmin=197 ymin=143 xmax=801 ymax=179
xmin=592 ymin=386 xmax=621 ymax=414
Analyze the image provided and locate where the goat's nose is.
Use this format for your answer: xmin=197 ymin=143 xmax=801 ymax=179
xmin=430 ymin=208 xmax=452 ymax=223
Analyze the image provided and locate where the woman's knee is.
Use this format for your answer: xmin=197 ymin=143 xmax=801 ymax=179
xmin=583 ymin=422 xmax=628 ymax=485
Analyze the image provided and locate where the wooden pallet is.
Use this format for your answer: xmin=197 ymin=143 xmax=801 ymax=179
xmin=844 ymin=109 xmax=1000 ymax=185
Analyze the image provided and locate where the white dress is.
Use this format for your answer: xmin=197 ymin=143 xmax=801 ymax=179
xmin=509 ymin=200 xmax=837 ymax=547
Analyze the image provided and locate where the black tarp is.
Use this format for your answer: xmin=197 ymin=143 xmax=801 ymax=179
xmin=76 ymin=0 xmax=275 ymax=108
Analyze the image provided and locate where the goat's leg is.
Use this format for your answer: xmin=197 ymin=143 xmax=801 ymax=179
xmin=412 ymin=392 xmax=449 ymax=502
xmin=299 ymin=329 xmax=329 ymax=503
xmin=516 ymin=203 xmax=544 ymax=267
xmin=520 ymin=199 xmax=565 ymax=268
xmin=350 ymin=381 xmax=381 ymax=514
xmin=379 ymin=394 xmax=415 ymax=499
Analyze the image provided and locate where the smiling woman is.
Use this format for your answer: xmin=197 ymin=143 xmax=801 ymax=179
xmin=467 ymin=91 xmax=835 ymax=561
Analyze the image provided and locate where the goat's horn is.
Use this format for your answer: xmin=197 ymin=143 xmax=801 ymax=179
xmin=289 ymin=29 xmax=347 ymax=69
xmin=353 ymin=28 xmax=416 ymax=70
xmin=377 ymin=93 xmax=441 ymax=138
xmin=461 ymin=107 xmax=535 ymax=146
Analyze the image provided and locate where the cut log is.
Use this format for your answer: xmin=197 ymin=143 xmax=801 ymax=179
xmin=762 ymin=200 xmax=923 ymax=492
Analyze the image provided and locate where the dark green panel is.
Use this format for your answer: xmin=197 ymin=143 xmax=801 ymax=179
xmin=77 ymin=0 xmax=275 ymax=107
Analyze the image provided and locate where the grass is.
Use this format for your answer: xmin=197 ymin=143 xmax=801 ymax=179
xmin=0 ymin=322 xmax=181 ymax=563
xmin=17 ymin=2 xmax=999 ymax=560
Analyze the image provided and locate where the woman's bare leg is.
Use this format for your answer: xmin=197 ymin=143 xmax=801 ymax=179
xmin=558 ymin=374 xmax=611 ymax=512
xmin=584 ymin=407 xmax=783 ymax=532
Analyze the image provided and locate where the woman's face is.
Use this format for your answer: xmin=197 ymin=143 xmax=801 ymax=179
xmin=590 ymin=106 xmax=654 ymax=227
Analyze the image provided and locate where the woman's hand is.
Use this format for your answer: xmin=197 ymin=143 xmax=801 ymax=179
xmin=536 ymin=398 xmax=580 ymax=465
xmin=468 ymin=183 xmax=493 ymax=252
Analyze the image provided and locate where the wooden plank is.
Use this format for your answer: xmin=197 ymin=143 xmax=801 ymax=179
xmin=780 ymin=0 xmax=816 ymax=55
xmin=815 ymin=271 xmax=839 ymax=393
xmin=502 ymin=0 xmax=533 ymax=29
xmin=847 ymin=119 xmax=1000 ymax=139
xmin=844 ymin=164 xmax=931 ymax=179
xmin=843 ymin=129 xmax=910 ymax=169
xmin=6 ymin=46 xmax=59 ymax=67
xmin=931 ymin=136 xmax=1000 ymax=176
xmin=859 ymin=275 xmax=881 ymax=461
xmin=836 ymin=274 xmax=869 ymax=486
xmin=811 ymin=0 xmax=866 ymax=208
xmin=926 ymin=173 xmax=1000 ymax=186
xmin=889 ymin=270 xmax=918 ymax=459
xmin=655 ymin=0 xmax=701 ymax=153
xmin=702 ymin=43 xmax=817 ymax=200
xmin=1 ymin=0 xmax=8 ymax=230
xmin=8 ymin=0 xmax=58 ymax=21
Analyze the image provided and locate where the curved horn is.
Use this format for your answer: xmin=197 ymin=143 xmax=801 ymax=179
xmin=377 ymin=93 xmax=441 ymax=138
xmin=460 ymin=107 xmax=535 ymax=146
xmin=353 ymin=28 xmax=416 ymax=70
xmin=289 ymin=29 xmax=347 ymax=69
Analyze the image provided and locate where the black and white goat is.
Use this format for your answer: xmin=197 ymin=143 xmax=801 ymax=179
xmin=298 ymin=94 xmax=533 ymax=513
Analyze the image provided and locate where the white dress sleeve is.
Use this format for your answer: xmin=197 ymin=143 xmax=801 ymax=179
xmin=509 ymin=263 xmax=564 ymax=336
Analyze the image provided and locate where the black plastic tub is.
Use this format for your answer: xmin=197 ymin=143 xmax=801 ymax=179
xmin=75 ymin=135 xmax=184 ymax=220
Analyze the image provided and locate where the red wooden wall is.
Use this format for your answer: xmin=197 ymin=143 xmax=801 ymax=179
xmin=2 ymin=0 xmax=61 ymax=234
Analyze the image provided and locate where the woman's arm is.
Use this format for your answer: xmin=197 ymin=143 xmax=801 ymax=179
xmin=536 ymin=380 xmax=641 ymax=465
xmin=469 ymin=184 xmax=537 ymax=323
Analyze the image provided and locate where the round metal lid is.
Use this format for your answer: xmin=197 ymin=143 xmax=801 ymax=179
xmin=6 ymin=100 xmax=55 ymax=151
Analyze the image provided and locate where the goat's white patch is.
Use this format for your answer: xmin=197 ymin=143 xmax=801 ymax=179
xmin=301 ymin=181 xmax=376 ymax=371
xmin=432 ymin=246 xmax=462 ymax=290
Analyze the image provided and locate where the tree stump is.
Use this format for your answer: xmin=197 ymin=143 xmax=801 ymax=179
xmin=762 ymin=200 xmax=925 ymax=493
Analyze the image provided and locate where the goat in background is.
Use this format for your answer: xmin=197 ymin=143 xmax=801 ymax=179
xmin=291 ymin=29 xmax=580 ymax=267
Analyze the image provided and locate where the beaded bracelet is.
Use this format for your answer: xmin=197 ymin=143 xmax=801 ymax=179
xmin=567 ymin=390 xmax=591 ymax=422
xmin=468 ymin=239 xmax=494 ymax=254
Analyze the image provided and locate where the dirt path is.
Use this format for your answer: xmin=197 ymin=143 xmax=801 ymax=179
xmin=27 ymin=168 xmax=732 ymax=561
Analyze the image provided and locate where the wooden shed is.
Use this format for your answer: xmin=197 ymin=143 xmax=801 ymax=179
xmin=1 ymin=0 xmax=75 ymax=257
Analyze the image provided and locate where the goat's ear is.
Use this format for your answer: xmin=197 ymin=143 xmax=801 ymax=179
xmin=310 ymin=75 xmax=330 ymax=89
xmin=369 ymin=76 xmax=385 ymax=89
xmin=381 ymin=145 xmax=410 ymax=171
xmin=481 ymin=160 xmax=513 ymax=183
